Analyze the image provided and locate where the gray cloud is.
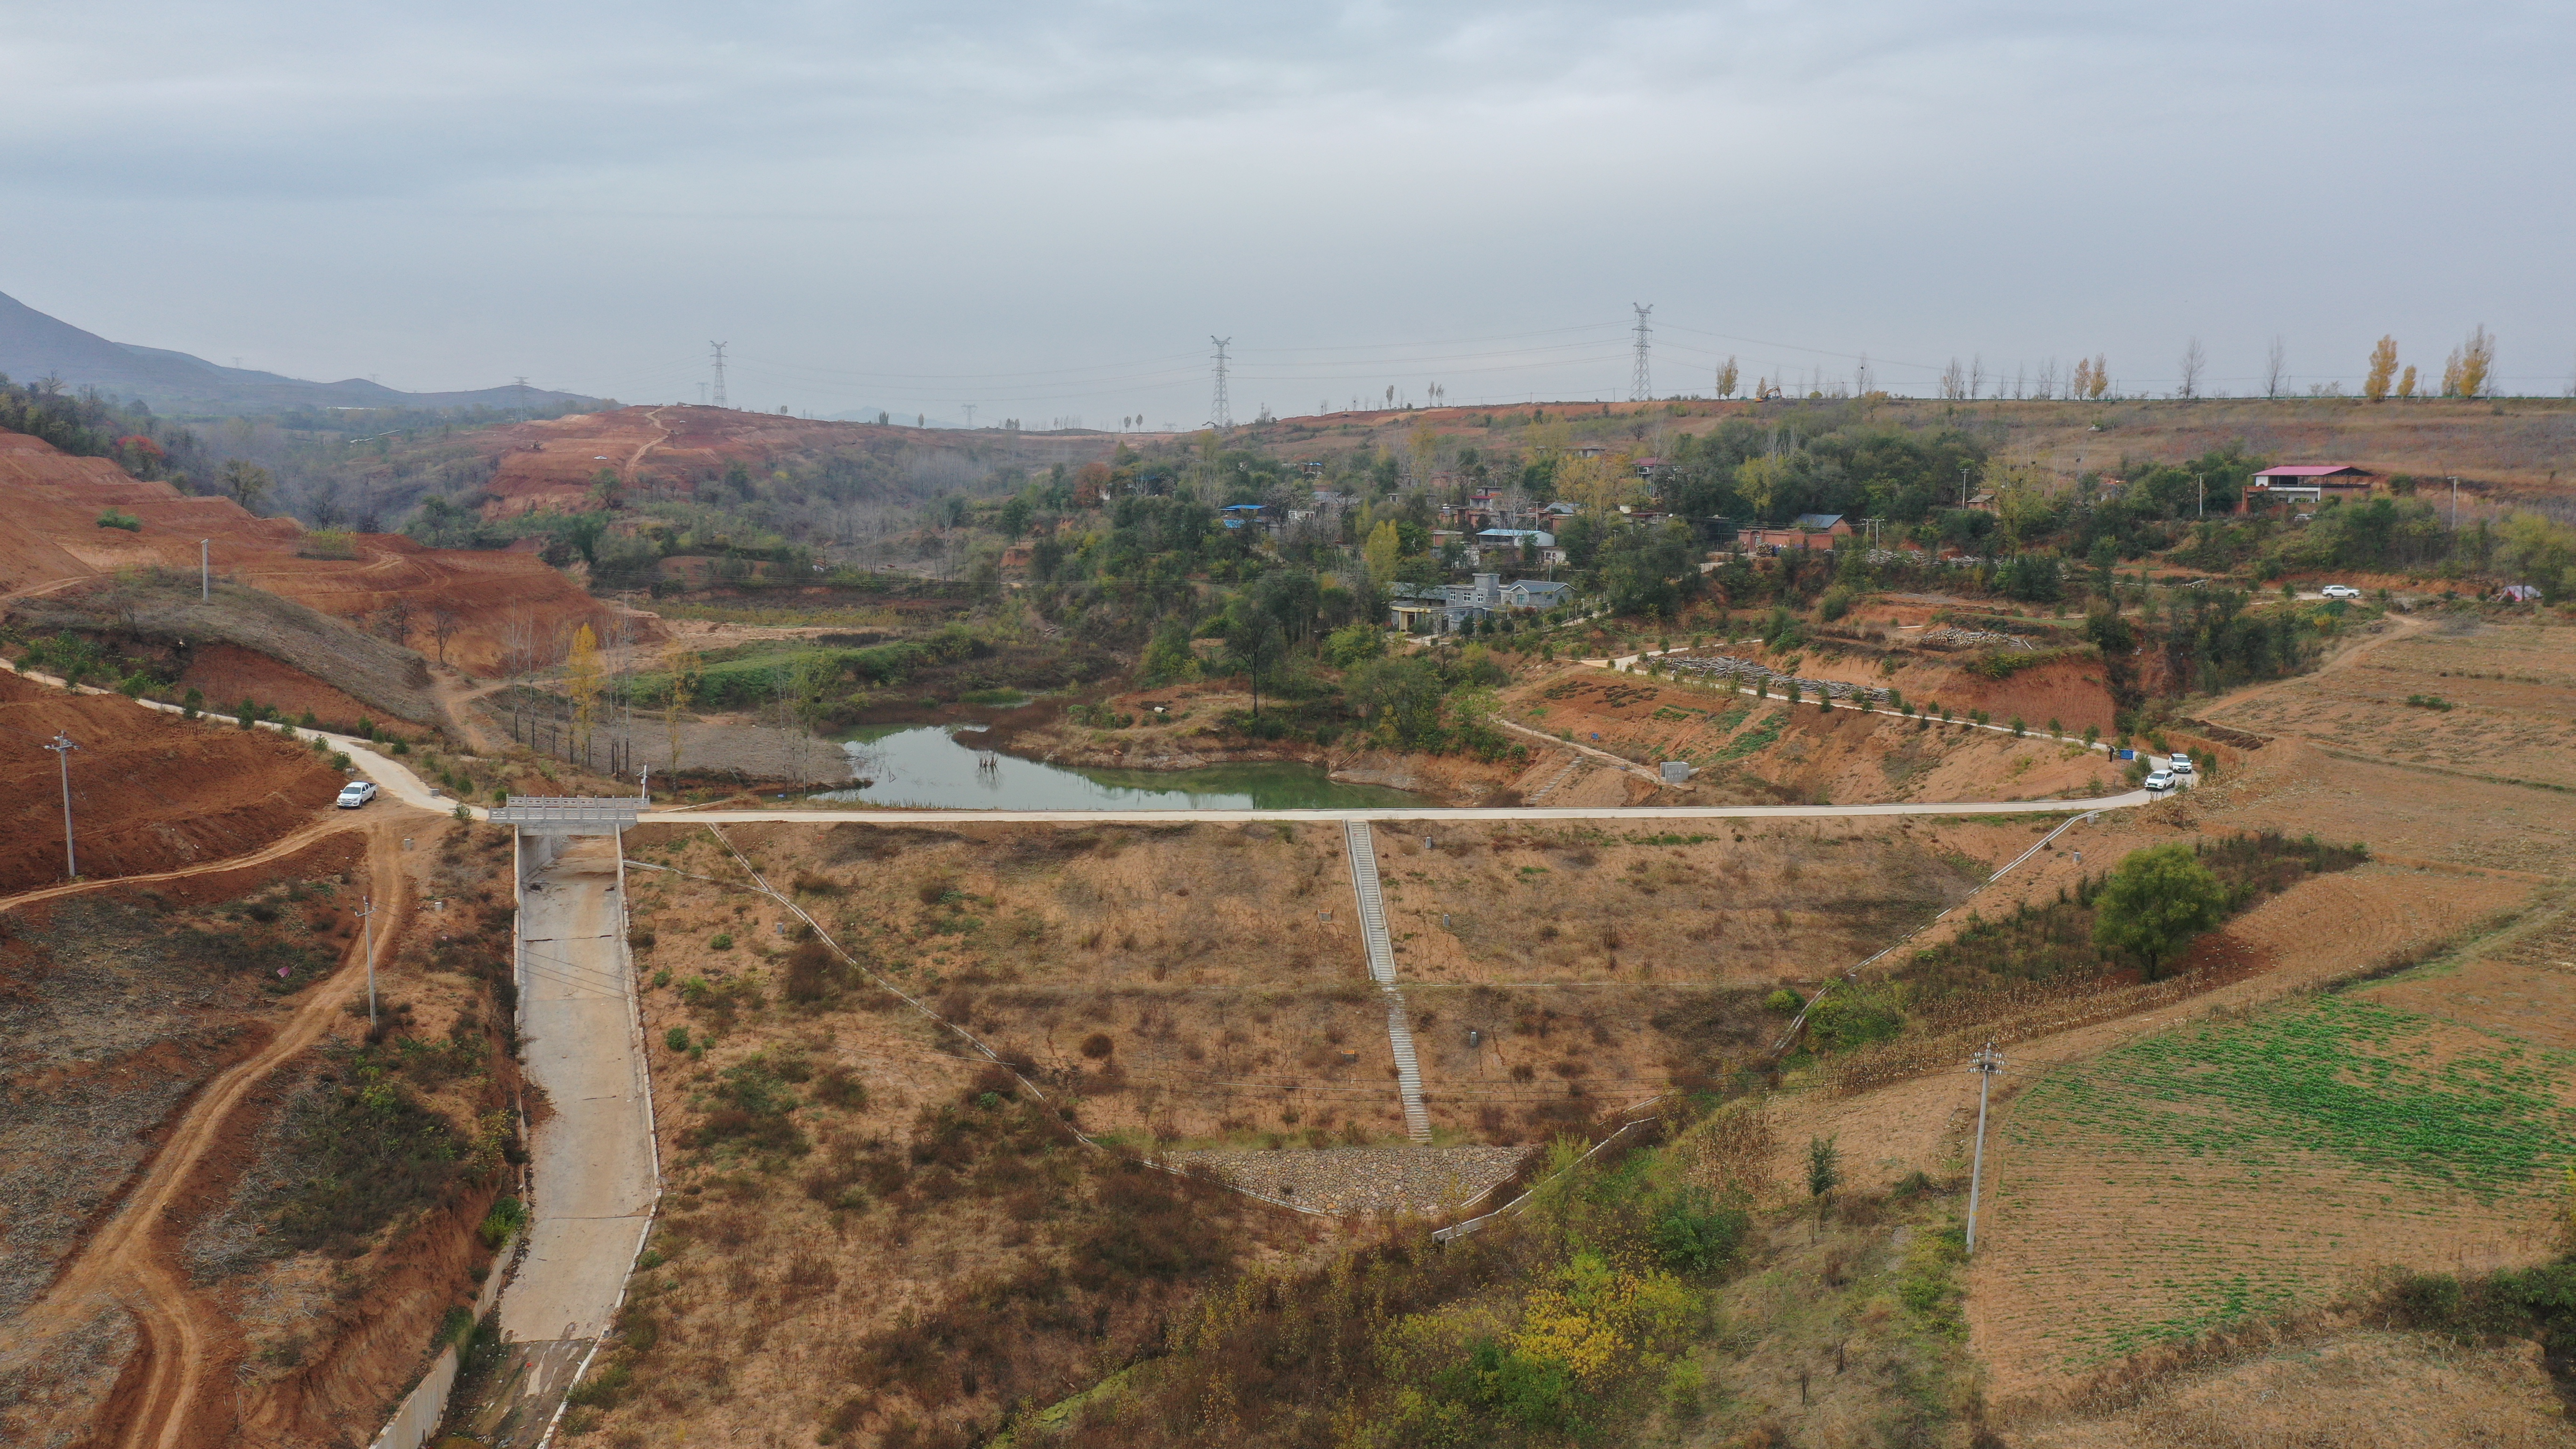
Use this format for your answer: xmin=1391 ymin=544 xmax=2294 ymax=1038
xmin=6 ymin=2 xmax=2571 ymax=420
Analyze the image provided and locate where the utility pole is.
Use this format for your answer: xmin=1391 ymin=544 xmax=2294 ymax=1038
xmin=1960 ymin=464 xmax=1970 ymax=507
xmin=2197 ymin=474 xmax=2205 ymax=519
xmin=2450 ymin=475 xmax=2460 ymax=531
xmin=709 ymin=342 xmax=729 ymax=410
xmin=357 ymin=895 xmax=379 ymax=1028
xmin=1209 ymin=336 xmax=1233 ymax=430
xmin=1630 ymin=303 xmax=1654 ymax=402
xmin=200 ymin=539 xmax=210 ymax=601
xmin=963 ymin=404 xmax=977 ymax=429
xmin=515 ymin=376 xmax=529 ymax=412
xmin=44 ymin=733 xmax=78 ymax=878
xmin=1965 ymin=1041 xmax=2005 ymax=1254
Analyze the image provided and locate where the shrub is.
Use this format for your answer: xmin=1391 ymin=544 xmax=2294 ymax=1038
xmin=1652 ymin=1189 xmax=1750 ymax=1273
xmin=477 ymin=1195 xmax=529 ymax=1248
xmin=1080 ymin=1032 xmax=1116 ymax=1059
xmin=181 ymin=686 xmax=203 ymax=719
xmin=95 ymin=507 xmax=141 ymax=531
xmin=1803 ymin=984 xmax=1906 ymax=1051
xmin=1762 ymin=988 xmax=1803 ymax=1014
xmin=709 ymin=932 xmax=733 ymax=950
xmin=2405 ymin=693 xmax=2454 ymax=710
xmin=664 ymin=1026 xmax=692 ymax=1052
xmin=811 ymin=1064 xmax=868 ymax=1109
xmin=330 ymin=751 xmax=352 ymax=770
xmin=781 ymin=940 xmax=842 ymax=1003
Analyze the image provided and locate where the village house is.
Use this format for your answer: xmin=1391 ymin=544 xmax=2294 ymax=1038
xmin=1735 ymin=513 xmax=1854 ymax=553
xmin=2242 ymin=464 xmax=2380 ymax=512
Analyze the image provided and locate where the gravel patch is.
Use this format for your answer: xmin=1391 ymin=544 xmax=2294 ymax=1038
xmin=1173 ymin=1144 xmax=1532 ymax=1216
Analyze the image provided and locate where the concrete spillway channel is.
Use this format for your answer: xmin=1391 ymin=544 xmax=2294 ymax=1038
xmin=1342 ymin=822 xmax=1434 ymax=1144
xmin=378 ymin=826 xmax=660 ymax=1449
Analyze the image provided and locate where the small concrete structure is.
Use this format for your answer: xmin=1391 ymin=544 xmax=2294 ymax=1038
xmin=489 ymin=796 xmax=644 ymax=835
xmin=1660 ymin=760 xmax=1693 ymax=784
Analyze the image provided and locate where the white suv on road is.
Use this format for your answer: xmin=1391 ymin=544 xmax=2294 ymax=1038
xmin=336 ymin=780 xmax=379 ymax=809
xmin=2143 ymin=769 xmax=2176 ymax=794
xmin=2320 ymin=584 xmax=2361 ymax=599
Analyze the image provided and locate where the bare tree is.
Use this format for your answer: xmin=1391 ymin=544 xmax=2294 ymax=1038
xmin=426 ymin=605 xmax=462 ymax=665
xmin=2036 ymin=357 xmax=2059 ymax=401
xmin=373 ymin=596 xmax=414 ymax=647
xmin=1969 ymin=355 xmax=1986 ymax=400
xmin=2265 ymin=337 xmax=2287 ymax=399
xmin=1940 ymin=359 xmax=1966 ymax=400
xmin=2178 ymin=338 xmax=2206 ymax=399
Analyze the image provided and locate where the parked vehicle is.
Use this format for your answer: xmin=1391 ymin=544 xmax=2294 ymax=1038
xmin=2168 ymin=756 xmax=2196 ymax=777
xmin=2143 ymin=770 xmax=2176 ymax=793
xmin=336 ymin=780 xmax=379 ymax=809
xmin=2320 ymin=584 xmax=2361 ymax=599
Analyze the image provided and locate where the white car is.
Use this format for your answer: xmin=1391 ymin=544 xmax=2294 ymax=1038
xmin=336 ymin=780 xmax=379 ymax=809
xmin=2143 ymin=770 xmax=2176 ymax=793
xmin=2320 ymin=584 xmax=2361 ymax=599
xmin=2168 ymin=756 xmax=2195 ymax=777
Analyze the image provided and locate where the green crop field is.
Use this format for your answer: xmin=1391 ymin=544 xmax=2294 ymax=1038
xmin=1979 ymin=994 xmax=2576 ymax=1369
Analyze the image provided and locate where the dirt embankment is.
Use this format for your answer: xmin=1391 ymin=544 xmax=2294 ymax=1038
xmin=13 ymin=571 xmax=444 ymax=725
xmin=0 ymin=430 xmax=618 ymax=678
xmin=1500 ymin=665 xmax=2123 ymax=806
xmin=470 ymin=404 xmax=1121 ymax=518
xmin=998 ymin=678 xmax=1528 ymax=805
xmin=0 ymin=669 xmax=342 ymax=892
xmin=0 ymin=818 xmax=530 ymax=1449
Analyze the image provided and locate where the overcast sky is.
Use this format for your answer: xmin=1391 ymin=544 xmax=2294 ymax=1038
xmin=7 ymin=1 xmax=2573 ymax=423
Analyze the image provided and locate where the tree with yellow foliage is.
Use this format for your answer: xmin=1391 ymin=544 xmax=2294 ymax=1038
xmin=1715 ymin=356 xmax=1739 ymax=398
xmin=2070 ymin=357 xmax=2094 ymax=400
xmin=565 ymin=623 xmax=601 ymax=766
xmin=2364 ymin=336 xmax=2399 ymax=402
xmin=1363 ymin=519 xmax=1401 ymax=588
xmin=2458 ymin=324 xmax=2496 ymax=398
xmin=662 ymin=641 xmax=702 ymax=774
xmin=2087 ymin=354 xmax=2111 ymax=399
xmin=2398 ymin=364 xmax=2419 ymax=399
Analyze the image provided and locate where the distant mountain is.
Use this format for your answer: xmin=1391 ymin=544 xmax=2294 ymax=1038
xmin=0 ymin=289 xmax=603 ymax=416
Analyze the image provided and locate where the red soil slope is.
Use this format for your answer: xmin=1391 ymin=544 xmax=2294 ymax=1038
xmin=474 ymin=404 xmax=1118 ymax=515
xmin=0 ymin=433 xmax=614 ymax=674
xmin=0 ymin=670 xmax=340 ymax=892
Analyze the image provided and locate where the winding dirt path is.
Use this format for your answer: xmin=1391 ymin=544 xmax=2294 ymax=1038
xmin=0 ymin=816 xmax=348 ymax=916
xmin=622 ymin=405 xmax=673 ymax=482
xmin=0 ymin=813 xmax=419 ymax=1449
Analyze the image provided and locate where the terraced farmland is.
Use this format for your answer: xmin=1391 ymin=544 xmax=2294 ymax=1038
xmin=1968 ymin=993 xmax=2576 ymax=1396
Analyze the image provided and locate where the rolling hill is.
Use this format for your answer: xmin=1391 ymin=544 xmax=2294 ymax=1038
xmin=0 ymin=289 xmax=601 ymax=417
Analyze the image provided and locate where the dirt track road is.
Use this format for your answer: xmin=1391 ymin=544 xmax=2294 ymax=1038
xmin=0 ymin=816 xmax=408 ymax=1449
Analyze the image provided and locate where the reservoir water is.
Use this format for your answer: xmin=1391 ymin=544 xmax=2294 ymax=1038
xmin=807 ymin=725 xmax=1420 ymax=811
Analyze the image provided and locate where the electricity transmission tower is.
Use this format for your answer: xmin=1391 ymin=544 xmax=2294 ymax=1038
xmin=1209 ymin=336 xmax=1233 ymax=429
xmin=1965 ymin=1041 xmax=2005 ymax=1254
xmin=44 ymin=733 xmax=78 ymax=878
xmin=709 ymin=341 xmax=729 ymax=409
xmin=1629 ymin=304 xmax=1654 ymax=402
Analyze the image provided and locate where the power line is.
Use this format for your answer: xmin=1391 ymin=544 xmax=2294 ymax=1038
xmin=1209 ymin=335 xmax=1233 ymax=429
xmin=708 ymin=341 xmax=729 ymax=410
xmin=1630 ymin=303 xmax=1654 ymax=402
